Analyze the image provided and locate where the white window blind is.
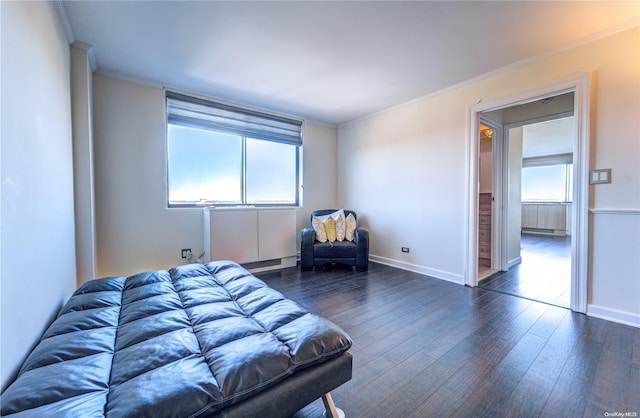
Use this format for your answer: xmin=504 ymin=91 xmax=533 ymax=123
xmin=166 ymin=91 xmax=302 ymax=146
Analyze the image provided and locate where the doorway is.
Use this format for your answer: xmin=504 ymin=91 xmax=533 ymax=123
xmin=478 ymin=112 xmax=575 ymax=308
xmin=477 ymin=119 xmax=501 ymax=280
xmin=465 ymin=74 xmax=590 ymax=313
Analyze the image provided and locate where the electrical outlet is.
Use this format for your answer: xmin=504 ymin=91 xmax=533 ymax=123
xmin=181 ymin=248 xmax=192 ymax=259
xmin=401 ymin=247 xmax=410 ymax=253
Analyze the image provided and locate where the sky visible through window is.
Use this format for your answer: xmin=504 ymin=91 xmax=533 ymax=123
xmin=168 ymin=125 xmax=242 ymax=204
xmin=522 ymin=164 xmax=572 ymax=202
xmin=246 ymin=139 xmax=297 ymax=204
xmin=168 ymin=124 xmax=297 ymax=205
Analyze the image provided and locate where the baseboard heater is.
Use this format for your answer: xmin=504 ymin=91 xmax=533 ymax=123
xmin=522 ymin=227 xmax=565 ymax=236
xmin=242 ymin=258 xmax=283 ymax=270
xmin=203 ymin=207 xmax=297 ymax=272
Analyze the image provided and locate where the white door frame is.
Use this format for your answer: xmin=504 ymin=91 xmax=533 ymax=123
xmin=478 ymin=116 xmax=505 ymax=272
xmin=465 ymin=73 xmax=590 ymax=313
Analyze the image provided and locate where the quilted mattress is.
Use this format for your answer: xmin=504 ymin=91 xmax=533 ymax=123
xmin=1 ymin=261 xmax=352 ymax=417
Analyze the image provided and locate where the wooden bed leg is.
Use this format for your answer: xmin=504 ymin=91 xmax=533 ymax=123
xmin=322 ymin=393 xmax=345 ymax=418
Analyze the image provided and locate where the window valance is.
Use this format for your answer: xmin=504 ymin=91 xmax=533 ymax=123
xmin=166 ymin=91 xmax=303 ymax=146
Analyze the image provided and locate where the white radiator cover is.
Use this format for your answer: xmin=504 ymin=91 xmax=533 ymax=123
xmin=521 ymin=203 xmax=569 ymax=236
xmin=203 ymin=207 xmax=297 ymax=271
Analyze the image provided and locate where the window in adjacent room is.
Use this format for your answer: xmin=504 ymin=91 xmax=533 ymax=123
xmin=521 ymin=162 xmax=573 ymax=203
xmin=166 ymin=92 xmax=302 ymax=207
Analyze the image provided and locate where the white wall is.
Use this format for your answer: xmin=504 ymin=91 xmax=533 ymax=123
xmin=295 ymin=122 xmax=339 ymax=241
xmin=93 ymin=75 xmax=182 ymax=277
xmin=507 ymin=127 xmax=523 ymax=266
xmin=339 ymin=100 xmax=468 ymax=282
xmin=338 ymin=27 xmax=640 ymax=323
xmin=1 ymin=1 xmax=77 ymax=389
xmin=93 ymin=74 xmax=338 ymax=277
xmin=589 ymin=214 xmax=640 ymax=326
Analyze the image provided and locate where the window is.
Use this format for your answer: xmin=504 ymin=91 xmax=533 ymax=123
xmin=166 ymin=92 xmax=302 ymax=207
xmin=521 ymin=163 xmax=573 ymax=203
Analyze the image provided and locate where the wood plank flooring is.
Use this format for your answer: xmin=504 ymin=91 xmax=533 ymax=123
xmin=480 ymin=234 xmax=572 ymax=308
xmin=254 ymin=262 xmax=639 ymax=418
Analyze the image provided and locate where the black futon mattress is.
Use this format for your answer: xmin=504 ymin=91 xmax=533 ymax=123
xmin=1 ymin=261 xmax=352 ymax=417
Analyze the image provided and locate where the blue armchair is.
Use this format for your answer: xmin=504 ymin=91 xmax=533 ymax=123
xmin=301 ymin=209 xmax=369 ymax=271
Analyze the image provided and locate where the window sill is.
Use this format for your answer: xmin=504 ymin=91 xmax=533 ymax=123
xmin=167 ymin=204 xmax=300 ymax=210
xmin=521 ymin=202 xmax=572 ymax=205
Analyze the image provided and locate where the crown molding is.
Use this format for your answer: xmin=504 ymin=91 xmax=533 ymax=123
xmin=53 ymin=1 xmax=74 ymax=44
xmin=55 ymin=1 xmax=98 ymax=72
xmin=72 ymin=41 xmax=97 ymax=73
xmin=339 ymin=19 xmax=640 ymax=129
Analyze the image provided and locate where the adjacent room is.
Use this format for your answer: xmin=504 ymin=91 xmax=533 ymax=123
xmin=478 ymin=97 xmax=576 ymax=308
xmin=2 ymin=1 xmax=639 ymax=417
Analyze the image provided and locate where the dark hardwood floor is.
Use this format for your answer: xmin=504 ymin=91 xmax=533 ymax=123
xmin=255 ymin=262 xmax=639 ymax=418
xmin=480 ymin=234 xmax=572 ymax=308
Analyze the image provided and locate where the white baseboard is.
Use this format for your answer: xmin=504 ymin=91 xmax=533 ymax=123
xmin=369 ymin=255 xmax=464 ymax=285
xmin=587 ymin=305 xmax=640 ymax=328
xmin=508 ymin=256 xmax=522 ymax=269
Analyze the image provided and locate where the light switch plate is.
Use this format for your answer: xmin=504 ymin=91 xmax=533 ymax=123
xmin=589 ymin=169 xmax=611 ymax=184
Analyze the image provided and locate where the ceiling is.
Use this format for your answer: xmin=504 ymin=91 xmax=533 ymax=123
xmin=61 ymin=1 xmax=640 ymax=126
xmin=523 ymin=117 xmax=574 ymax=159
